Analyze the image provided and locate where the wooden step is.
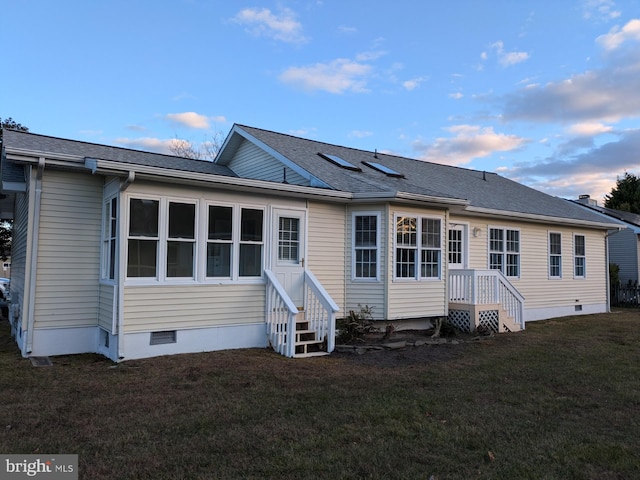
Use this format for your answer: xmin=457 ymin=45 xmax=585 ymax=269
xmin=294 ymin=351 xmax=329 ymax=358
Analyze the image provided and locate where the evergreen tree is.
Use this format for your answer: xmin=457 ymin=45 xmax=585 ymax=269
xmin=604 ymin=172 xmax=640 ymax=213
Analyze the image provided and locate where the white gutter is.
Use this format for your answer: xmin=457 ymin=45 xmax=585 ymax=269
xmin=25 ymin=158 xmax=45 ymax=353
xmin=464 ymin=205 xmax=622 ymax=230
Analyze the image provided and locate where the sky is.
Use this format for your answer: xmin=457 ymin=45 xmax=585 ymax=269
xmin=2 ymin=0 xmax=640 ymax=203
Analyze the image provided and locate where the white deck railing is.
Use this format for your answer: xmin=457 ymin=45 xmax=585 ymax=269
xmin=449 ymin=269 xmax=525 ymax=329
xmin=264 ymin=269 xmax=339 ymax=358
xmin=304 ymin=270 xmax=339 ymax=354
xmin=265 ymin=270 xmax=297 ymax=358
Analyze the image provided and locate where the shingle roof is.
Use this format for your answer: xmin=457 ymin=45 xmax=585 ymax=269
xmin=574 ymin=202 xmax=640 ymax=227
xmin=233 ymin=125 xmax=611 ymax=225
xmin=1 ymin=129 xmax=236 ymax=177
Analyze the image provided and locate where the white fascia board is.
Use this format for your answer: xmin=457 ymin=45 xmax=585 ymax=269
xmin=223 ymin=126 xmax=332 ymax=189
xmin=87 ymin=158 xmax=352 ymax=202
xmin=5 ymin=148 xmax=85 ymax=166
xmin=464 ymin=205 xmax=623 ymax=229
xmin=352 ymin=191 xmax=468 ymax=207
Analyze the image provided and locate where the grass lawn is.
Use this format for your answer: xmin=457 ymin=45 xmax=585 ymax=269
xmin=1 ymin=310 xmax=640 ymax=479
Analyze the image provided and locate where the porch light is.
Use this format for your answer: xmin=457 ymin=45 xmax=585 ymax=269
xmin=473 ymin=227 xmax=482 ymax=237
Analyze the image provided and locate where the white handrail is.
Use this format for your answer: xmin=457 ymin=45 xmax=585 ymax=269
xmin=304 ymin=270 xmax=339 ymax=353
xmin=264 ymin=270 xmax=297 ymax=358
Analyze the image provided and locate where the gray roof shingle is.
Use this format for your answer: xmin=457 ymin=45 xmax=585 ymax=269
xmin=2 ymin=129 xmax=236 ymax=177
xmin=234 ymin=124 xmax=613 ymax=225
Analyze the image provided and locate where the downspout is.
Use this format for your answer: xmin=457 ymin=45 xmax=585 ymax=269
xmin=25 ymin=158 xmax=45 ymax=354
xmin=117 ymin=172 xmax=135 ymax=360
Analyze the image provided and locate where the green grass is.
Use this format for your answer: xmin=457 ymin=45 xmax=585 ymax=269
xmin=2 ymin=311 xmax=640 ymax=479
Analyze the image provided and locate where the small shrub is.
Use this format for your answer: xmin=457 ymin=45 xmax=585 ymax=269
xmin=337 ymin=304 xmax=376 ymax=343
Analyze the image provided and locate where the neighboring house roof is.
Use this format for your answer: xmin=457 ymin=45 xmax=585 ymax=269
xmin=218 ymin=124 xmax=619 ymax=228
xmin=572 ymin=200 xmax=640 ymax=233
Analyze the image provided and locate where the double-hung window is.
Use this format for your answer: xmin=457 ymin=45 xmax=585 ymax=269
xmin=206 ymin=205 xmax=264 ymax=279
xmin=353 ymin=213 xmax=379 ymax=280
xmin=127 ymin=198 xmax=159 ymax=278
xmin=102 ymin=196 xmax=118 ymax=280
xmin=574 ymin=234 xmax=586 ymax=278
xmin=489 ymin=227 xmax=520 ymax=277
xmin=127 ymin=198 xmax=197 ymax=280
xmin=395 ymin=215 xmax=441 ymax=280
xmin=166 ymin=202 xmax=196 ymax=278
xmin=549 ymin=232 xmax=562 ymax=278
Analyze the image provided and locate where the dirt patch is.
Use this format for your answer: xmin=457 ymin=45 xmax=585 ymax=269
xmin=332 ymin=329 xmax=490 ymax=367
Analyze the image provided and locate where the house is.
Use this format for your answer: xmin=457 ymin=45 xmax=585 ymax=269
xmin=0 ymin=124 xmax=621 ymax=361
xmin=574 ymin=195 xmax=638 ymax=285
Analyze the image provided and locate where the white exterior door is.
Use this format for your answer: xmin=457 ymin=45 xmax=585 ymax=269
xmin=271 ymin=208 xmax=306 ymax=308
xmin=448 ymin=224 xmax=467 ymax=270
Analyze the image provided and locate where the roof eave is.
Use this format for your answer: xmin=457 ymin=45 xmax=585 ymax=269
xmin=464 ymin=206 xmax=622 ymax=229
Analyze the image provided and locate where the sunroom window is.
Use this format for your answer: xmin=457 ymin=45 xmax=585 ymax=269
xmin=127 ymin=198 xmax=159 ymax=278
xmin=395 ymin=215 xmax=441 ymax=280
xmin=166 ymin=202 xmax=196 ymax=278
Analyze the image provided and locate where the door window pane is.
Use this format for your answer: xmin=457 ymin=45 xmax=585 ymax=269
xmin=278 ymin=217 xmax=299 ymax=262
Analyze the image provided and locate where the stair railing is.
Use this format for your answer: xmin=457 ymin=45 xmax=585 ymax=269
xmin=303 ymin=270 xmax=340 ymax=354
xmin=264 ymin=270 xmax=297 ymax=358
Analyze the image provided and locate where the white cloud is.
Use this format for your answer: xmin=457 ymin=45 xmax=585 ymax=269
xmin=232 ymin=7 xmax=307 ymax=44
xmin=596 ymin=18 xmax=640 ymax=50
xmin=412 ymin=125 xmax=528 ymax=166
xmin=115 ymin=137 xmax=176 ymax=154
xmin=280 ymin=58 xmax=372 ymax=94
xmin=349 ymin=130 xmax=373 ymax=138
xmin=490 ymin=41 xmax=530 ymax=67
xmin=165 ymin=112 xmax=211 ymax=129
xmin=402 ymin=77 xmax=426 ymax=91
xmin=582 ymin=0 xmax=621 ymax=21
xmin=566 ymin=122 xmax=613 ymax=136
xmin=449 ymin=92 xmax=464 ymax=100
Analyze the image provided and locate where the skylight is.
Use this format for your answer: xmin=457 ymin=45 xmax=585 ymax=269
xmin=362 ymin=161 xmax=404 ymax=178
xmin=317 ymin=152 xmax=361 ymax=171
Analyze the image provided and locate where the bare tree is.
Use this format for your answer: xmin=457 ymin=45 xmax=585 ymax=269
xmin=168 ymin=131 xmax=225 ymax=161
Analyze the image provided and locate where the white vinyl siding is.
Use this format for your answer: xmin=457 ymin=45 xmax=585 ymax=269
xmin=456 ymin=216 xmax=608 ymax=313
xmin=10 ymin=185 xmax=30 ymax=331
xmin=225 ymin=140 xmax=309 ymax=186
xmin=123 ymin=284 xmax=265 ymax=333
xmin=307 ymin=202 xmax=346 ymax=311
xmin=98 ymin=283 xmax=116 ymax=331
xmin=34 ymin=170 xmax=102 ymax=329
xmin=388 ymin=206 xmax=446 ymax=320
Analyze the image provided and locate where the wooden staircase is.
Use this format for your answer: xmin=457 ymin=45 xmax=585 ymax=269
xmin=293 ymin=310 xmax=329 ymax=357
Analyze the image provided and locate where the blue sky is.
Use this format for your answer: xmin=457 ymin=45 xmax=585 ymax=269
xmin=3 ymin=0 xmax=640 ymax=203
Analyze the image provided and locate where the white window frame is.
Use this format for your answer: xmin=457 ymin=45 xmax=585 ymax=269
xmin=125 ymin=195 xmax=199 ymax=284
xmin=205 ymin=202 xmax=265 ymax=282
xmin=393 ymin=214 xmax=442 ymax=281
xmin=549 ymin=231 xmax=562 ymax=279
xmin=573 ymin=234 xmax=586 ymax=279
xmin=352 ymin=212 xmax=381 ymax=281
xmin=488 ymin=226 xmax=520 ymax=278
xmin=101 ymin=195 xmax=118 ymax=282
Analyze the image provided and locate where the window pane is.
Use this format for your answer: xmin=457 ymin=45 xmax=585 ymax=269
xmin=490 ymin=228 xmax=503 ymax=252
xmin=129 ymin=199 xmax=158 ymax=237
xmin=239 ymin=244 xmax=262 ymax=276
xmin=396 ymin=217 xmax=417 ymax=246
xmin=506 ymin=230 xmax=519 ymax=252
xmin=241 ymin=209 xmax=263 ymax=242
xmin=167 ymin=241 xmax=194 ymax=277
xmin=421 ymin=249 xmax=440 ymax=278
xmin=278 ymin=217 xmax=299 ymax=262
xmin=356 ymin=249 xmax=377 ymax=278
xmin=168 ymin=203 xmax=195 ymax=239
xmin=422 ymin=219 xmax=441 ymax=248
xmin=550 ymin=233 xmax=562 ymax=254
xmin=109 ymin=239 xmax=116 ymax=279
xmin=396 ymin=248 xmax=415 ymax=278
xmin=489 ymin=253 xmax=503 ymax=271
xmin=550 ymin=256 xmax=561 ymax=277
xmin=208 ymin=206 xmax=232 ymax=240
xmin=355 ymin=215 xmax=377 ymax=247
xmin=207 ymin=243 xmax=231 ymax=277
xmin=127 ymin=239 xmax=157 ymax=277
xmin=575 ymin=235 xmax=585 ymax=256
xmin=506 ymin=254 xmax=519 ymax=277
xmin=575 ymin=257 xmax=585 ymax=277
